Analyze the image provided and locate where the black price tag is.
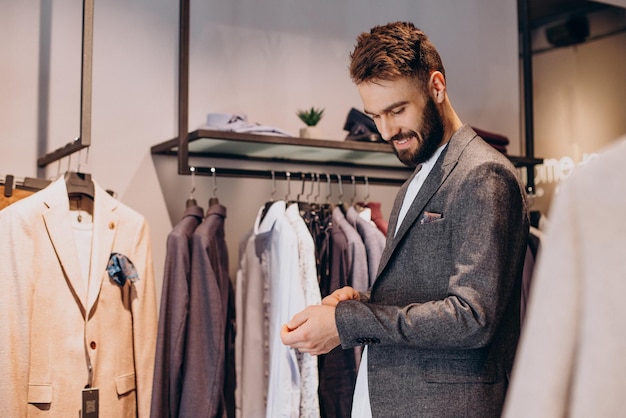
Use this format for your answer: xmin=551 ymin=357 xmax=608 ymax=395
xmin=82 ymin=388 xmax=99 ymax=418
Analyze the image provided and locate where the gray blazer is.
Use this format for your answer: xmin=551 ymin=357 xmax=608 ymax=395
xmin=336 ymin=124 xmax=529 ymax=418
xmin=151 ymin=204 xmax=204 ymax=418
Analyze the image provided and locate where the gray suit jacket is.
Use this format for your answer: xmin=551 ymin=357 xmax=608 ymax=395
xmin=180 ymin=203 xmax=232 ymax=418
xmin=336 ymin=125 xmax=529 ymax=418
xmin=151 ymin=204 xmax=204 ymax=418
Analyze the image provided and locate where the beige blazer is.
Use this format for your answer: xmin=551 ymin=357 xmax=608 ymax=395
xmin=503 ymin=139 xmax=626 ymax=417
xmin=0 ymin=176 xmax=157 ymax=418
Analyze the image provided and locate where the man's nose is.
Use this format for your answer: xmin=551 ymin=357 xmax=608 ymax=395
xmin=377 ymin=115 xmax=399 ymax=142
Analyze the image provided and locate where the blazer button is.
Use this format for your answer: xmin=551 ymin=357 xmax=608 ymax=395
xmin=90 ymin=341 xmax=97 ymax=349
xmin=108 ymin=221 xmax=115 ymax=230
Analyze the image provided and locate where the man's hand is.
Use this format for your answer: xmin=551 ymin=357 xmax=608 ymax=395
xmin=280 ymin=305 xmax=341 ymax=355
xmin=322 ymin=286 xmax=360 ymax=307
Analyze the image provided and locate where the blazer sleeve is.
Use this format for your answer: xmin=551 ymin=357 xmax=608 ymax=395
xmin=0 ymin=205 xmax=33 ymax=417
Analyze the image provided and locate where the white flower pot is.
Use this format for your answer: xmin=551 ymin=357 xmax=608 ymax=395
xmin=299 ymin=126 xmax=323 ymax=139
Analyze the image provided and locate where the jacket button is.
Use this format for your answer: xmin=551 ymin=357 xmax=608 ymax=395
xmin=108 ymin=222 xmax=115 ymax=230
xmin=90 ymin=341 xmax=97 ymax=349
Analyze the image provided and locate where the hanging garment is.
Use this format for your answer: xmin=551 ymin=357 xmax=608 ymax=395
xmin=261 ymin=200 xmax=307 ymax=418
xmin=151 ymin=204 xmax=204 ymax=418
xmin=178 ymin=203 xmax=235 ymax=418
xmin=520 ymin=226 xmax=543 ymax=328
xmin=235 ymin=215 xmax=269 ymax=418
xmin=361 ymin=201 xmax=388 ymax=237
xmin=503 ymin=139 xmax=626 ymax=418
xmin=285 ymin=203 xmax=322 ymax=418
xmin=331 ymin=206 xmax=368 ymax=292
xmin=0 ymin=176 xmax=157 ymax=418
xmin=345 ymin=206 xmax=386 ymax=288
xmin=317 ymin=213 xmax=358 ymax=418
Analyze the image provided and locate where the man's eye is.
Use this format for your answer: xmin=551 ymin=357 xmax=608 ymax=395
xmin=392 ymin=108 xmax=404 ymax=116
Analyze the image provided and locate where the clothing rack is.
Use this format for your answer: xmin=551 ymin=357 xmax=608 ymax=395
xmin=192 ymin=166 xmax=399 ymax=187
xmin=37 ymin=0 xmax=94 ymax=168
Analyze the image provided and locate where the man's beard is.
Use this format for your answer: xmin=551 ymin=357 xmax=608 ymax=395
xmin=392 ymin=97 xmax=445 ymax=168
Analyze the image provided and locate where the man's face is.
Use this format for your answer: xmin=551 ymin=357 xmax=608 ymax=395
xmin=358 ymin=77 xmax=444 ymax=168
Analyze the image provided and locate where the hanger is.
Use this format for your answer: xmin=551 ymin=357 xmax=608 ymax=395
xmin=295 ymin=173 xmax=312 ymax=215
xmin=259 ymin=170 xmax=277 ymax=224
xmin=292 ymin=172 xmax=306 ymax=204
xmin=284 ymin=171 xmax=292 ymax=202
xmin=312 ymin=173 xmax=321 ymax=204
xmin=65 ymin=171 xmax=94 ymax=199
xmin=1 ymin=175 xmax=52 ymax=198
xmin=186 ymin=167 xmax=198 ymax=208
xmin=62 ymin=151 xmax=94 ymax=222
xmin=350 ymin=175 xmax=357 ymax=206
xmin=324 ymin=173 xmax=332 ymax=204
xmin=208 ymin=167 xmax=219 ymax=207
xmin=354 ymin=176 xmax=370 ymax=212
xmin=64 ymin=171 xmax=95 ymax=222
xmin=337 ymin=174 xmax=348 ymax=215
xmin=64 ymin=148 xmax=94 ymax=199
xmin=363 ymin=176 xmax=370 ymax=206
xmin=305 ymin=172 xmax=316 ymax=202
xmin=308 ymin=173 xmax=321 ymax=212
xmin=318 ymin=173 xmax=333 ymax=221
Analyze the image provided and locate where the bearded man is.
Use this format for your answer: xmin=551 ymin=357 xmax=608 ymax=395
xmin=282 ymin=21 xmax=529 ymax=418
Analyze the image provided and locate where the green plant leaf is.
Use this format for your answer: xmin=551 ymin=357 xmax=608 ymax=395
xmin=297 ymin=106 xmax=325 ymax=126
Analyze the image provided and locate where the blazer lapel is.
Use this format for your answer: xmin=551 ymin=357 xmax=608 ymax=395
xmin=375 ymin=125 xmax=477 ymax=281
xmin=87 ymin=185 xmax=119 ymax=315
xmin=42 ymin=178 xmax=89 ymax=316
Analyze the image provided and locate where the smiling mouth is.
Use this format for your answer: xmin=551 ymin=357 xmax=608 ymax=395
xmin=393 ymin=134 xmax=417 ymax=148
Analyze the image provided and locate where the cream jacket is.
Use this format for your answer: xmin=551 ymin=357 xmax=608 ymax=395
xmin=0 ymin=176 xmax=157 ymax=418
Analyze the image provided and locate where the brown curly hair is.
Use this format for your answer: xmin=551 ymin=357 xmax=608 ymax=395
xmin=349 ymin=21 xmax=445 ymax=89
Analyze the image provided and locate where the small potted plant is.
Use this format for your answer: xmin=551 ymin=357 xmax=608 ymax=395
xmin=297 ymin=106 xmax=325 ymax=138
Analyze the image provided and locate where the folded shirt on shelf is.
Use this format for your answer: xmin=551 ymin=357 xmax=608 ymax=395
xmin=200 ymin=113 xmax=294 ymax=137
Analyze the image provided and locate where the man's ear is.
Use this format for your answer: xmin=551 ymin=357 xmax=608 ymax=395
xmin=430 ymin=71 xmax=446 ymax=104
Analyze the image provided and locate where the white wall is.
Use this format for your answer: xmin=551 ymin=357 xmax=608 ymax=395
xmin=1 ymin=0 xmax=520 ymax=305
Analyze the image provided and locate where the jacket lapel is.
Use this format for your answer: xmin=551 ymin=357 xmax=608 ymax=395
xmin=87 ymin=184 xmax=119 ymax=315
xmin=375 ymin=125 xmax=477 ymax=281
xmin=42 ymin=178 xmax=89 ymax=316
